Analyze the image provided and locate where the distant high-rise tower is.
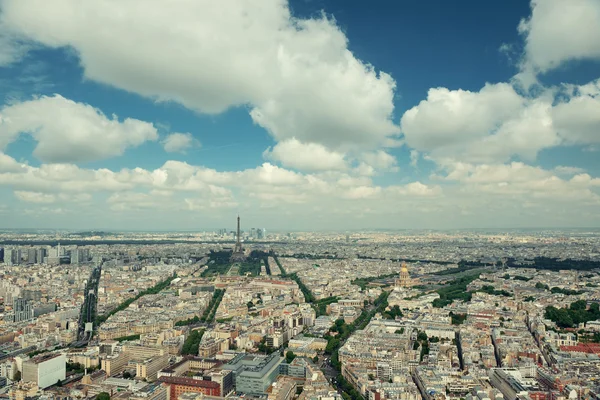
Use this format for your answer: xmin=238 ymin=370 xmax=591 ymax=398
xmin=231 ymin=215 xmax=246 ymax=262
xmin=396 ymin=262 xmax=411 ymax=288
xmin=5 ymin=249 xmax=21 ymax=266
xmin=27 ymin=248 xmax=37 ymax=264
xmin=12 ymin=298 xmax=34 ymax=322
xmin=36 ymin=248 xmax=47 ymax=264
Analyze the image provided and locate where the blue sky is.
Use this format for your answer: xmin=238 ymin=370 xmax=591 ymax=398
xmin=0 ymin=0 xmax=599 ymax=230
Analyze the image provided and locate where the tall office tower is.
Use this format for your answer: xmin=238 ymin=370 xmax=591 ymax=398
xmin=71 ymin=249 xmax=80 ymax=265
xmin=12 ymin=298 xmax=34 ymax=322
xmin=0 ymin=248 xmax=4 ymax=263
xmin=81 ymin=248 xmax=90 ymax=263
xmin=27 ymin=248 xmax=37 ymax=264
xmin=250 ymin=228 xmax=256 ymax=239
xmin=256 ymin=228 xmax=264 ymax=240
xmin=36 ymin=248 xmax=47 ymax=264
xmin=5 ymin=249 xmax=21 ymax=266
xmin=4 ymin=249 xmax=11 ymax=266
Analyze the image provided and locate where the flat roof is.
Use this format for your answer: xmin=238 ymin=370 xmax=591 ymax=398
xmin=159 ymin=376 xmax=220 ymax=389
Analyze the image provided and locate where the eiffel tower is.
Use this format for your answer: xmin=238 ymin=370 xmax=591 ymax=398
xmin=231 ymin=214 xmax=246 ymax=262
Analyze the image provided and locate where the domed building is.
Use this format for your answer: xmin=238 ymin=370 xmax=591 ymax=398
xmin=395 ymin=262 xmax=411 ymax=289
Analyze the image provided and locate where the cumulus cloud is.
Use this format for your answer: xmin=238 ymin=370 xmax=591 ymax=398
xmin=409 ymin=150 xmax=419 ymax=168
xmin=0 ymin=150 xmax=599 ymax=228
xmin=552 ymin=82 xmax=600 ymax=145
xmin=360 ymin=150 xmax=398 ymax=171
xmin=107 ymin=192 xmax=172 ymax=212
xmin=263 ymin=138 xmax=348 ymax=172
xmin=400 ymin=83 xmax=561 ymax=163
xmin=386 ymin=182 xmax=442 ymax=197
xmin=0 ymin=0 xmax=399 ymax=151
xmin=401 ymin=83 xmax=524 ymax=150
xmin=13 ymin=190 xmax=91 ymax=203
xmin=440 ymin=161 xmax=600 ymax=203
xmin=0 ymin=94 xmax=158 ymax=163
xmin=162 ymin=132 xmax=200 ymax=153
xmin=14 ymin=190 xmax=55 ymax=203
xmin=517 ymin=0 xmax=600 ymax=76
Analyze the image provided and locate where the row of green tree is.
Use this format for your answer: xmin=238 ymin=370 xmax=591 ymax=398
xmin=257 ymin=337 xmax=278 ymax=354
xmin=280 ymin=253 xmax=337 ymax=260
xmin=272 ymin=254 xmax=287 ymax=276
xmin=287 ymin=273 xmax=316 ymax=303
xmin=545 ymin=301 xmax=600 ymax=328
xmin=432 ymin=274 xmax=480 ymax=308
xmin=351 ymin=273 xmax=397 ymax=290
xmin=450 ymin=312 xmax=467 ymax=325
xmin=114 ymin=334 xmax=141 ymax=342
xmin=535 ymin=282 xmax=583 ymax=295
xmin=314 ymin=296 xmax=339 ymax=317
xmin=433 ymin=263 xmax=484 ymax=276
xmin=95 ymin=274 xmax=177 ymax=325
xmin=509 ymin=257 xmax=600 ymax=271
xmin=202 ymin=289 xmax=225 ymax=323
xmin=201 ymin=250 xmax=233 ymax=276
xmin=325 ymin=291 xmax=391 ymax=371
xmin=478 ymin=285 xmax=512 ymax=297
xmin=502 ymin=274 xmax=532 ymax=281
xmin=337 ymin=374 xmax=364 ymax=400
xmin=181 ymin=329 xmax=204 ymax=355
xmin=382 ymin=305 xmax=403 ymax=320
xmin=414 ymin=331 xmax=430 ymax=361
xmin=175 ymin=315 xmax=201 ymax=327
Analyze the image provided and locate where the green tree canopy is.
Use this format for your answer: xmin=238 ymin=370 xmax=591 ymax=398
xmin=285 ymin=351 xmax=296 ymax=363
xmin=97 ymin=393 xmax=110 ymax=400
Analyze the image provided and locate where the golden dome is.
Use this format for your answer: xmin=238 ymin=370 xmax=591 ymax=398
xmin=400 ymin=262 xmax=408 ymax=273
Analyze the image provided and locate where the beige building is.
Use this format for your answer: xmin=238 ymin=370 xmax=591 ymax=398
xmin=102 ymin=351 xmax=130 ymax=376
xmin=102 ymin=345 xmax=167 ymax=377
xmin=198 ymin=338 xmax=228 ymax=358
xmin=135 ymin=355 xmax=169 ymax=381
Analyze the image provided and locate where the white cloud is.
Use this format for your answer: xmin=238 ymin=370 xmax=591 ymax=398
xmin=552 ymin=84 xmax=600 ymax=145
xmin=400 ymin=83 xmax=561 ymax=163
xmin=409 ymin=150 xmax=419 ymax=168
xmin=263 ymin=138 xmax=348 ymax=171
xmin=107 ymin=192 xmax=167 ymax=211
xmin=386 ymin=182 xmax=442 ymax=197
xmin=185 ymin=198 xmax=238 ymax=210
xmin=0 ymin=31 xmax=29 ymax=65
xmin=401 ymin=83 xmax=524 ymax=152
xmin=0 ymin=0 xmax=399 ymax=151
xmin=360 ymin=150 xmax=397 ymax=171
xmin=518 ymin=0 xmax=600 ymax=75
xmin=0 ymin=95 xmax=158 ymax=163
xmin=161 ymin=132 xmax=200 ymax=153
xmin=13 ymin=190 xmax=92 ymax=203
xmin=1 ymin=149 xmax=599 ymax=228
xmin=342 ymin=185 xmax=381 ymax=200
xmin=14 ymin=190 xmax=55 ymax=203
xmin=553 ymin=166 xmax=585 ymax=175
xmin=441 ymin=161 xmax=600 ymax=203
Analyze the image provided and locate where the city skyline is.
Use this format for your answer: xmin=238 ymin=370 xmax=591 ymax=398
xmin=0 ymin=0 xmax=599 ymax=230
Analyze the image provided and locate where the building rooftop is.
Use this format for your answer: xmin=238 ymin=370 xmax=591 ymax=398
xmin=158 ymin=376 xmax=220 ymax=389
